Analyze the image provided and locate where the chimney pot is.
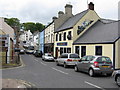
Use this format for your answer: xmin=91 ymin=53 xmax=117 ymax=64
xmin=58 ymin=11 xmax=64 ymax=18
xmin=88 ymin=2 xmax=94 ymax=10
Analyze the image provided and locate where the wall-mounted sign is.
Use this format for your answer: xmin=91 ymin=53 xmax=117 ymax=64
xmin=57 ymin=42 xmax=67 ymax=46
xmin=77 ymin=20 xmax=93 ymax=35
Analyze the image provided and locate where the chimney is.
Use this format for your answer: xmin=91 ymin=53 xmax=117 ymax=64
xmin=65 ymin=4 xmax=73 ymax=17
xmin=88 ymin=2 xmax=94 ymax=10
xmin=58 ymin=11 xmax=64 ymax=18
xmin=52 ymin=16 xmax=58 ymax=21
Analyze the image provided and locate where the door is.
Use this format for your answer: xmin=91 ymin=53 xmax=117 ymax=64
xmin=55 ymin=47 xmax=58 ymax=59
xmin=78 ymin=56 xmax=87 ymax=71
xmin=81 ymin=46 xmax=86 ymax=57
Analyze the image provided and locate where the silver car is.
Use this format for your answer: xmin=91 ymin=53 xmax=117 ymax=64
xmin=113 ymin=70 xmax=120 ymax=87
xmin=74 ymin=55 xmax=114 ymax=77
xmin=42 ymin=53 xmax=54 ymax=61
xmin=56 ymin=53 xmax=80 ymax=68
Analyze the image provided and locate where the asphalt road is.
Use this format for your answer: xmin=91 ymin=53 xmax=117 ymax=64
xmin=2 ymin=54 xmax=120 ymax=89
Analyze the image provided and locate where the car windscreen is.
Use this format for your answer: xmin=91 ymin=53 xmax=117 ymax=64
xmin=96 ymin=57 xmax=112 ymax=63
xmin=28 ymin=46 xmax=34 ymax=50
xmin=70 ymin=54 xmax=80 ymax=58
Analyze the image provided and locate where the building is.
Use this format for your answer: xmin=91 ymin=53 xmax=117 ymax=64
xmin=33 ymin=31 xmax=39 ymax=50
xmin=19 ymin=30 xmax=33 ymax=45
xmin=0 ymin=17 xmax=15 ymax=63
xmin=44 ymin=21 xmax=54 ymax=55
xmin=39 ymin=30 xmax=44 ymax=54
xmin=54 ymin=2 xmax=100 ymax=58
xmin=73 ymin=20 xmax=120 ymax=69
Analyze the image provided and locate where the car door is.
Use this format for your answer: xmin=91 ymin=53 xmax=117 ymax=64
xmin=77 ymin=56 xmax=87 ymax=71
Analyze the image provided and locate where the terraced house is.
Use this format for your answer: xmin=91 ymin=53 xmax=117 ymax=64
xmin=54 ymin=2 xmax=100 ymax=58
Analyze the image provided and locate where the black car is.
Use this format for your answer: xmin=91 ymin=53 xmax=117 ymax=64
xmin=34 ymin=50 xmax=42 ymax=57
xmin=113 ymin=70 xmax=120 ymax=87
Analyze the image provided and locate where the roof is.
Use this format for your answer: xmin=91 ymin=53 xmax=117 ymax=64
xmin=55 ymin=9 xmax=89 ymax=32
xmin=73 ymin=19 xmax=119 ymax=44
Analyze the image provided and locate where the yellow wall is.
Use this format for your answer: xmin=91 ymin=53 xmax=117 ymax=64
xmin=74 ymin=44 xmax=113 ymax=62
xmin=73 ymin=10 xmax=100 ymax=41
xmin=115 ymin=39 xmax=120 ymax=69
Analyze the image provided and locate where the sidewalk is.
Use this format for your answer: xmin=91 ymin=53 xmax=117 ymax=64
xmin=2 ymin=79 xmax=32 ymax=88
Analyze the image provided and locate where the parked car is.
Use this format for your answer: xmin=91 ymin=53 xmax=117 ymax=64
xmin=74 ymin=55 xmax=114 ymax=77
xmin=19 ymin=49 xmax=25 ymax=54
xmin=42 ymin=53 xmax=54 ymax=61
xmin=56 ymin=53 xmax=80 ymax=68
xmin=34 ymin=50 xmax=42 ymax=57
xmin=113 ymin=70 xmax=120 ymax=87
xmin=26 ymin=46 xmax=34 ymax=54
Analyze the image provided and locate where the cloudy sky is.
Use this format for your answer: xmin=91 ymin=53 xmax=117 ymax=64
xmin=0 ymin=0 xmax=119 ymax=25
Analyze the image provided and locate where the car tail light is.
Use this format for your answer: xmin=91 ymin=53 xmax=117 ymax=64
xmin=67 ymin=59 xmax=72 ymax=62
xmin=94 ymin=61 xmax=99 ymax=68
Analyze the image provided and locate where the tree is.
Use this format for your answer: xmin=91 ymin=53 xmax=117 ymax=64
xmin=4 ymin=18 xmax=21 ymax=30
xmin=35 ymin=23 xmax=45 ymax=32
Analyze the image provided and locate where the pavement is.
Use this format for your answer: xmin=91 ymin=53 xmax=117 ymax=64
xmin=2 ymin=79 xmax=31 ymax=88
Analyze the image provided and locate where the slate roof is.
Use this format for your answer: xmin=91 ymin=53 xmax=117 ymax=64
xmin=55 ymin=9 xmax=89 ymax=32
xmin=73 ymin=19 xmax=119 ymax=44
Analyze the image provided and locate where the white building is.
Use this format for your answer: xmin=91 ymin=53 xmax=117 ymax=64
xmin=33 ymin=31 xmax=39 ymax=50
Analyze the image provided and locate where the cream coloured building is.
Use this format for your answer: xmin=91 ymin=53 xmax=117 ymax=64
xmin=54 ymin=2 xmax=100 ymax=58
xmin=44 ymin=21 xmax=54 ymax=54
xmin=0 ymin=17 xmax=15 ymax=64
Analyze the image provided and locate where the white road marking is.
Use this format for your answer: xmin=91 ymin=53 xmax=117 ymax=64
xmin=41 ymin=62 xmax=47 ymax=66
xmin=34 ymin=59 xmax=38 ymax=62
xmin=52 ymin=67 xmax=69 ymax=75
xmin=85 ymin=81 xmax=106 ymax=90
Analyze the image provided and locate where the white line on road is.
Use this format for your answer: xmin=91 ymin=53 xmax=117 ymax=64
xmin=34 ymin=59 xmax=38 ymax=62
xmin=85 ymin=81 xmax=106 ymax=90
xmin=41 ymin=62 xmax=47 ymax=66
xmin=52 ymin=67 xmax=69 ymax=75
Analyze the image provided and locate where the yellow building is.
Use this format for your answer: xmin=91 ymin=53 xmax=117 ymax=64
xmin=73 ymin=20 xmax=120 ymax=69
xmin=54 ymin=2 xmax=100 ymax=58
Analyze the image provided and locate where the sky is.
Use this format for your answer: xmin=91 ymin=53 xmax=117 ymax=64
xmin=0 ymin=0 xmax=119 ymax=25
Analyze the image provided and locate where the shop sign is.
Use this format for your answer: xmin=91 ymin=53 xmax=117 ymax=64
xmin=57 ymin=42 xmax=67 ymax=46
xmin=77 ymin=20 xmax=93 ymax=35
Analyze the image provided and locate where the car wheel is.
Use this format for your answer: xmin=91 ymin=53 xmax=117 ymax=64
xmin=74 ymin=65 xmax=79 ymax=72
xmin=116 ymin=75 xmax=120 ymax=87
xmin=107 ymin=73 xmax=112 ymax=77
xmin=89 ymin=68 xmax=95 ymax=77
xmin=64 ymin=63 xmax=67 ymax=68
xmin=56 ymin=61 xmax=59 ymax=66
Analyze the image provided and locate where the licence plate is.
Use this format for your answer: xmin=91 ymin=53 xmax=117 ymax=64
xmin=102 ymin=66 xmax=109 ymax=68
xmin=73 ymin=60 xmax=77 ymax=61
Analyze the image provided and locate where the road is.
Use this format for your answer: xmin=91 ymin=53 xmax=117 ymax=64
xmin=2 ymin=54 xmax=120 ymax=89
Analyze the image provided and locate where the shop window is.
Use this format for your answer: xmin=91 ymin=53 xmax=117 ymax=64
xmin=81 ymin=46 xmax=86 ymax=57
xmin=75 ymin=46 xmax=80 ymax=55
xmin=60 ymin=48 xmax=63 ymax=55
xmin=63 ymin=32 xmax=66 ymax=41
xmin=67 ymin=48 xmax=71 ymax=53
xmin=59 ymin=34 xmax=62 ymax=41
xmin=95 ymin=46 xmax=102 ymax=55
xmin=64 ymin=48 xmax=66 ymax=53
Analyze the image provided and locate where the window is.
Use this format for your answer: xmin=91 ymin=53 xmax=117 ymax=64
xmin=67 ymin=31 xmax=72 ymax=40
xmin=56 ymin=34 xmax=58 ymax=41
xmin=81 ymin=46 xmax=86 ymax=57
xmin=95 ymin=46 xmax=102 ymax=55
xmin=87 ymin=56 xmax=95 ymax=61
xmin=81 ymin=56 xmax=87 ymax=61
xmin=59 ymin=34 xmax=61 ymax=41
xmin=63 ymin=32 xmax=66 ymax=41
xmin=61 ymin=54 xmax=68 ymax=58
xmin=64 ymin=48 xmax=66 ymax=53
xmin=70 ymin=54 xmax=80 ymax=58
xmin=97 ymin=57 xmax=112 ymax=63
xmin=67 ymin=48 xmax=71 ymax=53
xmin=60 ymin=48 xmax=63 ymax=55
xmin=75 ymin=46 xmax=79 ymax=55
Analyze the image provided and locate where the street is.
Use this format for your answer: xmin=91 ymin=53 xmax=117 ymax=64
xmin=2 ymin=54 xmax=120 ymax=89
